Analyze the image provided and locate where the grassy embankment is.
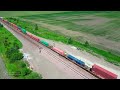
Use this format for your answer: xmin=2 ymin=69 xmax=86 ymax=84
xmin=0 ymin=23 xmax=42 ymax=79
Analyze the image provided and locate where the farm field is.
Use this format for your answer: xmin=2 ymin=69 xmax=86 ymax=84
xmin=18 ymin=11 xmax=120 ymax=56
xmin=0 ymin=11 xmax=68 ymax=17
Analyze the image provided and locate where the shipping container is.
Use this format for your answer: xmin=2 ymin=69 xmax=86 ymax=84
xmin=67 ymin=54 xmax=85 ymax=66
xmin=52 ymin=47 xmax=65 ymax=56
xmin=4 ymin=20 xmax=8 ymax=24
xmin=9 ymin=23 xmax=11 ymax=26
xmin=12 ymin=24 xmax=17 ymax=30
xmin=26 ymin=32 xmax=31 ymax=37
xmin=32 ymin=35 xmax=40 ymax=42
xmin=92 ymin=64 xmax=117 ymax=79
xmin=4 ymin=20 xmax=8 ymax=23
xmin=11 ymin=23 xmax=14 ymax=27
xmin=40 ymin=40 xmax=49 ymax=47
xmin=6 ymin=21 xmax=10 ymax=25
xmin=34 ymin=36 xmax=40 ymax=42
xmin=75 ymin=59 xmax=85 ymax=66
xmin=17 ymin=26 xmax=22 ymax=31
xmin=18 ymin=26 xmax=21 ymax=30
xmin=26 ymin=32 xmax=40 ymax=42
xmin=21 ymin=28 xmax=27 ymax=34
xmin=27 ymin=32 xmax=33 ymax=38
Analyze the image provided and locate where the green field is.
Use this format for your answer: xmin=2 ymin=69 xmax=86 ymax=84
xmin=19 ymin=11 xmax=120 ymax=42
xmin=0 ymin=11 xmax=68 ymax=17
xmin=14 ymin=11 xmax=120 ymax=56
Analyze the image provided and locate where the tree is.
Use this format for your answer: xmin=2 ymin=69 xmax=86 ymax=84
xmin=5 ymin=46 xmax=23 ymax=63
xmin=21 ymin=68 xmax=32 ymax=76
xmin=9 ymin=52 xmax=23 ymax=63
xmin=16 ymin=19 xmax=19 ymax=23
xmin=25 ymin=72 xmax=42 ymax=79
xmin=5 ymin=47 xmax=12 ymax=58
xmin=35 ymin=24 xmax=38 ymax=30
xmin=14 ymin=71 xmax=21 ymax=77
xmin=84 ymin=41 xmax=89 ymax=47
xmin=13 ymin=42 xmax=20 ymax=49
xmin=18 ymin=61 xmax=26 ymax=68
xmin=3 ymin=37 xmax=9 ymax=46
xmin=67 ymin=37 xmax=72 ymax=44
xmin=0 ymin=23 xmax=3 ymax=27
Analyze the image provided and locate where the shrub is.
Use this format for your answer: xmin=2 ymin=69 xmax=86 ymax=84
xmin=25 ymin=72 xmax=42 ymax=79
xmin=35 ymin=24 xmax=38 ymax=30
xmin=84 ymin=41 xmax=89 ymax=47
xmin=0 ymin=23 xmax=3 ymax=27
xmin=18 ymin=61 xmax=26 ymax=68
xmin=9 ymin=52 xmax=23 ymax=63
xmin=14 ymin=70 xmax=21 ymax=77
xmin=20 ymin=67 xmax=32 ymax=76
xmin=67 ymin=37 xmax=72 ymax=44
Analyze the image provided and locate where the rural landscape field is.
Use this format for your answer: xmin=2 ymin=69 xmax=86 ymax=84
xmin=0 ymin=11 xmax=120 ymax=79
xmin=19 ymin=11 xmax=120 ymax=55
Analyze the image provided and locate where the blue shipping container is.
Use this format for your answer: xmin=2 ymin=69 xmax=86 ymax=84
xmin=18 ymin=26 xmax=21 ymax=30
xmin=67 ymin=54 xmax=85 ymax=66
xmin=75 ymin=59 xmax=85 ymax=66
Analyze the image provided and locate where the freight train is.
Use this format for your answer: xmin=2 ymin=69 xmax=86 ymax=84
xmin=0 ymin=17 xmax=118 ymax=79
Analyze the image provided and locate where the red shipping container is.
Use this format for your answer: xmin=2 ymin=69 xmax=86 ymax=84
xmin=33 ymin=36 xmax=40 ymax=42
xmin=52 ymin=47 xmax=65 ymax=56
xmin=26 ymin=32 xmax=40 ymax=42
xmin=27 ymin=32 xmax=33 ymax=39
xmin=34 ymin=36 xmax=40 ymax=42
xmin=4 ymin=20 xmax=7 ymax=22
xmin=32 ymin=35 xmax=39 ymax=42
xmin=13 ymin=24 xmax=17 ymax=30
xmin=92 ymin=64 xmax=117 ymax=79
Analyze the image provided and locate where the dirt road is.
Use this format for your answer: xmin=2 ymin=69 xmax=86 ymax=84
xmin=1 ymin=22 xmax=98 ymax=79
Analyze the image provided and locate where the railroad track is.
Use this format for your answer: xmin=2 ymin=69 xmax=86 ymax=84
xmin=2 ymin=22 xmax=98 ymax=79
xmin=42 ymin=47 xmax=90 ymax=79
